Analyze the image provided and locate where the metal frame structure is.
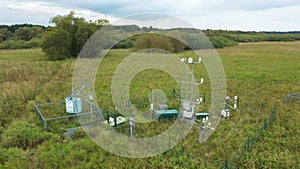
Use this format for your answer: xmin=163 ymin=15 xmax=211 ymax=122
xmin=225 ymin=96 xmax=238 ymax=110
xmin=70 ymin=80 xmax=93 ymax=99
xmin=128 ymin=116 xmax=135 ymax=137
xmin=34 ymin=99 xmax=103 ymax=130
xmin=221 ymin=96 xmax=239 ymax=118
xmin=199 ymin=122 xmax=215 ymax=145
xmin=179 ymin=57 xmax=204 ymax=119
xmin=286 ymin=92 xmax=300 ymax=104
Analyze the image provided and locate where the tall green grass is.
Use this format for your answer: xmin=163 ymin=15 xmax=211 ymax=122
xmin=0 ymin=41 xmax=299 ymax=168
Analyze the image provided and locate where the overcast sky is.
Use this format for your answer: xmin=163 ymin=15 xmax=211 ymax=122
xmin=0 ymin=0 xmax=300 ymax=31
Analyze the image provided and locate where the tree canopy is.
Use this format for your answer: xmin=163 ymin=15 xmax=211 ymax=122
xmin=41 ymin=11 xmax=109 ymax=60
xmin=0 ymin=28 xmax=11 ymax=43
xmin=14 ymin=26 xmax=43 ymax=41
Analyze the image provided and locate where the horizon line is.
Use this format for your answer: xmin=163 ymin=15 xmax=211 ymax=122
xmin=1 ymin=22 xmax=300 ymax=33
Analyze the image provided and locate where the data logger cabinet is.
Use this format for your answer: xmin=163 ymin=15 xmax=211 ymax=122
xmin=65 ymin=97 xmax=82 ymax=114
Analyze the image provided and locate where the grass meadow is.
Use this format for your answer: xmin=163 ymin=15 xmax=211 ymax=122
xmin=0 ymin=42 xmax=299 ymax=168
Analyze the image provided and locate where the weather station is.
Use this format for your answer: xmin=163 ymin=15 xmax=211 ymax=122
xmin=146 ymin=56 xmax=214 ymax=143
xmin=34 ymin=55 xmax=238 ymax=143
xmin=34 ymin=80 xmax=103 ymax=132
xmin=221 ymin=95 xmax=239 ymax=118
xmin=149 ymin=56 xmax=206 ymax=121
xmin=178 ymin=57 xmax=204 ymax=119
xmin=103 ymin=106 xmax=127 ymax=127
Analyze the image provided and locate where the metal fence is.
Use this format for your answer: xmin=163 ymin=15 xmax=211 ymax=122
xmin=221 ymin=106 xmax=277 ymax=169
xmin=286 ymin=92 xmax=300 ymax=104
xmin=34 ymin=99 xmax=104 ymax=130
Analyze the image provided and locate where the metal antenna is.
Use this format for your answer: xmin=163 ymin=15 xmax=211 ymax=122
xmin=179 ymin=57 xmax=204 ymax=119
xmin=222 ymin=95 xmax=238 ymax=118
xmin=129 ymin=116 xmax=135 ymax=137
xmin=199 ymin=121 xmax=215 ymax=145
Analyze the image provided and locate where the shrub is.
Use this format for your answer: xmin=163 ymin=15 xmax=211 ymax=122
xmin=262 ymin=34 xmax=296 ymax=42
xmin=223 ymin=34 xmax=263 ymax=43
xmin=0 ymin=38 xmax=40 ymax=49
xmin=133 ymin=33 xmax=185 ymax=53
xmin=113 ymin=37 xmax=135 ymax=49
xmin=41 ymin=29 xmax=71 ymax=60
xmin=0 ymin=126 xmax=3 ymax=135
xmin=0 ymin=148 xmax=27 ymax=169
xmin=27 ymin=37 xmax=41 ymax=48
xmin=1 ymin=120 xmax=53 ymax=149
xmin=209 ymin=36 xmax=237 ymax=48
xmin=35 ymin=138 xmax=104 ymax=169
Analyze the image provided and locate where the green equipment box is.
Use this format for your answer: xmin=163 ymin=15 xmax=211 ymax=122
xmin=156 ymin=109 xmax=178 ymax=119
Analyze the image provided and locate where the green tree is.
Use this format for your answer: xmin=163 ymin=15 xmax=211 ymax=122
xmin=14 ymin=27 xmax=36 ymax=41
xmin=31 ymin=26 xmax=44 ymax=38
xmin=0 ymin=28 xmax=12 ymax=42
xmin=41 ymin=29 xmax=71 ymax=60
xmin=41 ymin=11 xmax=109 ymax=60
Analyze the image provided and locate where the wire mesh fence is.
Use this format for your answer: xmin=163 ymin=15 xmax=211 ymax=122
xmin=221 ymin=106 xmax=277 ymax=169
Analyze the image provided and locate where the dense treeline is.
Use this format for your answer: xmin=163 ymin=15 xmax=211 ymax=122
xmin=0 ymin=24 xmax=46 ymax=33
xmin=1 ymin=11 xmax=300 ymax=60
xmin=0 ymin=24 xmax=45 ymax=49
xmin=114 ymin=27 xmax=300 ymax=50
xmin=203 ymin=29 xmax=300 ymax=43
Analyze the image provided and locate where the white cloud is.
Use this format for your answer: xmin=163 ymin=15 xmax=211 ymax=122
xmin=0 ymin=1 xmax=116 ymax=25
xmin=0 ymin=0 xmax=300 ymax=31
xmin=113 ymin=14 xmax=193 ymax=29
xmin=187 ymin=4 xmax=300 ymax=31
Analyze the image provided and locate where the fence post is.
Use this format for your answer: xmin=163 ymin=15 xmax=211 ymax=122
xmin=270 ymin=106 xmax=277 ymax=124
xmin=285 ymin=95 xmax=289 ymax=104
xmin=106 ymin=108 xmax=110 ymax=124
xmin=263 ymin=118 xmax=267 ymax=130
xmin=247 ymin=136 xmax=251 ymax=151
xmin=43 ymin=120 xmax=48 ymax=130
xmin=223 ymin=159 xmax=229 ymax=169
xmin=169 ymin=137 xmax=171 ymax=150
